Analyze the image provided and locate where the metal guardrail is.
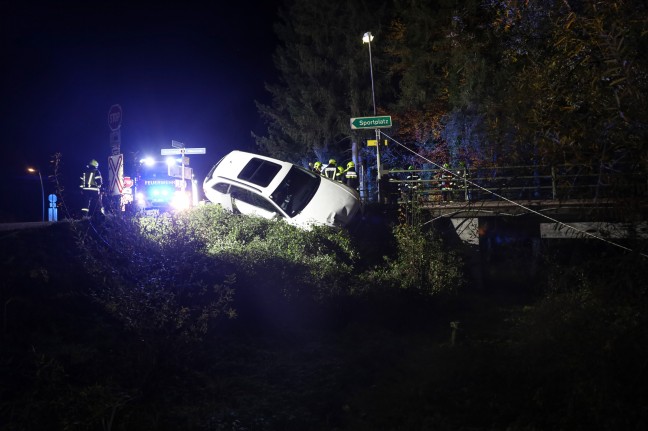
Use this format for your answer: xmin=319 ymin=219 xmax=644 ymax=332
xmin=380 ymin=164 xmax=647 ymax=204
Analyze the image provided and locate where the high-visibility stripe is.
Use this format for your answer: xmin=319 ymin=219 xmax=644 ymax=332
xmin=323 ymin=167 xmax=337 ymax=179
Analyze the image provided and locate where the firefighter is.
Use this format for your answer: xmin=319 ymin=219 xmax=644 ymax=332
xmin=322 ymin=159 xmax=338 ymax=180
xmin=401 ymin=165 xmax=420 ymax=203
xmin=439 ymin=163 xmax=454 ymax=202
xmin=342 ymin=161 xmax=359 ymax=190
xmin=457 ymin=161 xmax=468 ymax=201
xmin=80 ymin=159 xmax=104 ymax=217
xmin=379 ymin=168 xmax=398 ymax=205
xmin=312 ymin=161 xmax=322 ymax=174
xmin=337 ymin=164 xmax=345 ymax=182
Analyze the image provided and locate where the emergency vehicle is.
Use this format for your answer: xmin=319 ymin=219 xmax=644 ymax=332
xmin=133 ymin=156 xmax=198 ymax=212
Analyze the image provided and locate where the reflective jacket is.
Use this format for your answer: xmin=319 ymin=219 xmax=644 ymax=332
xmin=343 ymin=168 xmax=359 ymax=189
xmin=81 ymin=166 xmax=102 ymax=191
xmin=322 ymin=165 xmax=338 ymax=180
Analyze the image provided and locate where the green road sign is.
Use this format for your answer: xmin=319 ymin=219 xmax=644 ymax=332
xmin=350 ymin=115 xmax=392 ymax=130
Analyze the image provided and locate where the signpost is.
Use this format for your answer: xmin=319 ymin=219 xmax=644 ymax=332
xmin=108 ymin=104 xmax=122 ymax=156
xmin=350 ymin=115 xmax=392 ymax=202
xmin=160 ymin=142 xmax=206 ymax=197
xmin=107 ymin=104 xmax=124 ymax=211
xmin=350 ymin=115 xmax=392 ymax=130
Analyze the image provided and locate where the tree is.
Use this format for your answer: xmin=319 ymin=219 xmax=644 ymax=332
xmin=384 ymin=0 xmax=501 ymax=167
xmin=491 ymin=1 xmax=648 ymax=171
xmin=256 ymin=0 xmax=648 ymax=201
xmin=254 ymin=0 xmax=394 ymax=165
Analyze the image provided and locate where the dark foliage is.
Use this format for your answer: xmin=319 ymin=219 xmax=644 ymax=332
xmin=2 ymin=207 xmax=647 ymax=430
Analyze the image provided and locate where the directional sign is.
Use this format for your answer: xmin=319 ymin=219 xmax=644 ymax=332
xmin=162 ymin=148 xmax=184 ymax=155
xmin=161 ymin=147 xmax=206 ymax=155
xmin=350 ymin=115 xmax=392 ymax=130
xmin=183 ymin=147 xmax=206 ymax=155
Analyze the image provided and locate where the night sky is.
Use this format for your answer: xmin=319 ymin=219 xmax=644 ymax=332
xmin=1 ymin=1 xmax=280 ymax=221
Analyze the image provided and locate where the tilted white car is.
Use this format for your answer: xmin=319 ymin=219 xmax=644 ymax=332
xmin=203 ymin=151 xmax=362 ymax=229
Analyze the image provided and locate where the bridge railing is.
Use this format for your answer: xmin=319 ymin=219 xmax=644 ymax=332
xmin=382 ymin=164 xmax=646 ymax=204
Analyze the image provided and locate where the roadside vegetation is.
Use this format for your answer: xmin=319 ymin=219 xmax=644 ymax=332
xmin=2 ymin=205 xmax=647 ymax=430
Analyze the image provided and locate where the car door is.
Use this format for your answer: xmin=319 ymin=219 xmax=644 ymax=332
xmin=230 ymin=185 xmax=282 ymax=220
xmin=209 ymin=182 xmax=234 ymax=212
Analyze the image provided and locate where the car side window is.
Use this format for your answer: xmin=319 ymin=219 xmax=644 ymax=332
xmin=230 ymin=186 xmax=280 ymax=215
xmin=212 ymin=182 xmax=230 ymax=194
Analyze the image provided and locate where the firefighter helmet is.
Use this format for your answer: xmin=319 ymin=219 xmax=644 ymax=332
xmin=328 ymin=159 xmax=336 ymax=165
xmin=89 ymin=159 xmax=99 ymax=167
xmin=347 ymin=161 xmax=355 ymax=168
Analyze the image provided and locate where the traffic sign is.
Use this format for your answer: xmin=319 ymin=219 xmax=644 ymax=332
xmin=161 ymin=147 xmax=206 ymax=155
xmin=161 ymin=148 xmax=182 ymax=155
xmin=108 ymin=154 xmax=124 ymax=195
xmin=367 ymin=139 xmax=388 ymax=147
xmin=108 ymin=104 xmax=122 ymax=131
xmin=168 ymin=165 xmax=193 ymax=179
xmin=350 ymin=115 xmax=392 ymax=130
xmin=183 ymin=147 xmax=206 ymax=155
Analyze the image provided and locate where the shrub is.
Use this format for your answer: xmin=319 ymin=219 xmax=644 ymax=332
xmin=74 ymin=212 xmax=236 ymax=343
xmin=361 ymin=223 xmax=464 ymax=297
xmin=504 ymin=252 xmax=648 ymax=429
xmin=187 ymin=205 xmax=359 ymax=302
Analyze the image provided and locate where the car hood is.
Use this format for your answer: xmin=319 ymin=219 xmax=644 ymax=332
xmin=293 ymin=179 xmax=361 ymax=228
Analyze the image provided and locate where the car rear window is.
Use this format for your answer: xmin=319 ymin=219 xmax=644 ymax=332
xmin=238 ymin=158 xmax=282 ymax=188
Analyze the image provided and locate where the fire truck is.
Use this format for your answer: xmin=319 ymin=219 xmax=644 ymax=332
xmin=132 ymin=156 xmax=197 ymax=213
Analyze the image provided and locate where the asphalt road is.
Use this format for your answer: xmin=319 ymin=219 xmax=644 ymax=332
xmin=0 ymin=221 xmax=57 ymax=231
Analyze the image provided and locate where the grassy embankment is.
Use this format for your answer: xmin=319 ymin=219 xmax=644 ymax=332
xmin=1 ymin=205 xmax=647 ymax=430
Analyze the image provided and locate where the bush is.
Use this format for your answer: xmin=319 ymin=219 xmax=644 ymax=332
xmin=74 ymin=212 xmax=236 ymax=343
xmin=361 ymin=223 xmax=464 ymax=297
xmin=73 ymin=206 xmax=365 ymax=333
xmin=503 ymin=252 xmax=648 ymax=429
xmin=188 ymin=205 xmax=359 ymax=301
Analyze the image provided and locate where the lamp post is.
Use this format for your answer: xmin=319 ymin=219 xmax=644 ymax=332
xmin=363 ymin=31 xmax=382 ymax=202
xmin=362 ymin=31 xmax=376 ymax=116
xmin=27 ymin=167 xmax=45 ymax=222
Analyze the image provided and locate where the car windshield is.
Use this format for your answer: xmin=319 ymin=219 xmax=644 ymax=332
xmin=270 ymin=166 xmax=320 ymax=217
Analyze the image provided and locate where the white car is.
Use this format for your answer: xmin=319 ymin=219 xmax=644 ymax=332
xmin=203 ymin=150 xmax=362 ymax=229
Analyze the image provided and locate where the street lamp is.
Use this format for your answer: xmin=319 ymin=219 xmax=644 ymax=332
xmin=363 ymin=31 xmax=382 ymax=201
xmin=27 ymin=167 xmax=45 ymax=222
xmin=362 ymin=31 xmax=376 ymax=116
